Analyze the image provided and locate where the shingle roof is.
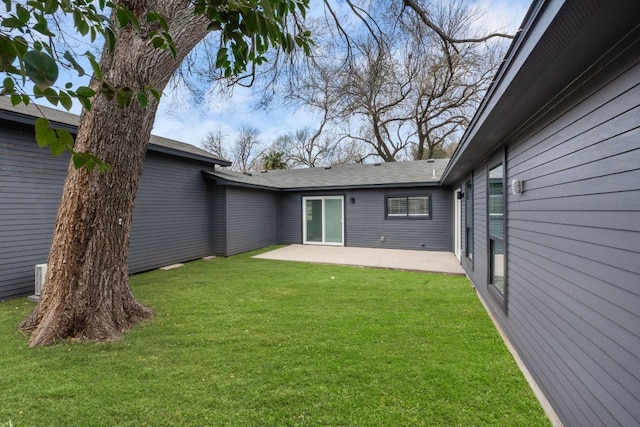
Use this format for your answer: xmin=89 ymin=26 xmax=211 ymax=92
xmin=0 ymin=96 xmax=230 ymax=165
xmin=204 ymin=158 xmax=449 ymax=190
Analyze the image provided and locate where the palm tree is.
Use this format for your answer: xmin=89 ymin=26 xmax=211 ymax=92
xmin=263 ymin=150 xmax=288 ymax=170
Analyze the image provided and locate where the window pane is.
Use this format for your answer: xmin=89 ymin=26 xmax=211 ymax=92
xmin=408 ymin=197 xmax=429 ymax=216
xmin=387 ymin=197 xmax=407 ymax=216
xmin=324 ymin=198 xmax=343 ymax=244
xmin=491 ymin=239 xmax=505 ymax=293
xmin=488 ymin=164 xmax=504 ymax=240
xmin=305 ymin=199 xmax=323 ymax=242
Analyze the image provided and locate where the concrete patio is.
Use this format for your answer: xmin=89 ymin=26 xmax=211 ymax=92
xmin=253 ymin=244 xmax=465 ymax=275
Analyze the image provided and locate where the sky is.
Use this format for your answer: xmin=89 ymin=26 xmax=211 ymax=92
xmin=149 ymin=0 xmax=532 ymax=151
xmin=12 ymin=0 xmax=532 ymax=153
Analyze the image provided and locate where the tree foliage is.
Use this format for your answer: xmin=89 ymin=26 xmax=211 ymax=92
xmin=262 ymin=149 xmax=287 ymax=170
xmin=1 ymin=0 xmax=312 ymax=168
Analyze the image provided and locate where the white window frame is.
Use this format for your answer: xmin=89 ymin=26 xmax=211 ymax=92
xmin=302 ymin=196 xmax=344 ymax=246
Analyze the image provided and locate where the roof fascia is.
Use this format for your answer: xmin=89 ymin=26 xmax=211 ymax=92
xmin=201 ymin=171 xmax=281 ymax=191
xmin=0 ymin=109 xmax=78 ymax=133
xmin=280 ymin=181 xmax=442 ymax=192
xmin=0 ymin=105 xmax=228 ymax=166
xmin=441 ymin=0 xmax=554 ymax=184
xmin=150 ymin=145 xmax=231 ymax=166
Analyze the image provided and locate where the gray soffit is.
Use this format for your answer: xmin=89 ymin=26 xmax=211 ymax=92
xmin=441 ymin=0 xmax=640 ymax=185
xmin=203 ymin=159 xmax=449 ymax=191
xmin=0 ymin=96 xmax=231 ymax=166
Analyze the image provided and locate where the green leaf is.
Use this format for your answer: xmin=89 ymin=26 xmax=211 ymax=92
xmin=104 ymin=28 xmax=116 ymax=52
xmin=12 ymin=36 xmax=28 ymax=56
xmin=147 ymin=86 xmax=161 ymax=102
xmin=72 ymin=153 xmax=89 ymax=169
xmin=71 ymin=152 xmax=111 ymax=172
xmin=43 ymin=0 xmax=58 ymax=14
xmin=63 ymin=51 xmax=85 ymax=76
xmin=16 ymin=4 xmax=30 ymax=23
xmin=1 ymin=76 xmax=15 ymax=95
xmin=10 ymin=94 xmax=22 ymax=105
xmin=116 ymin=7 xmax=140 ymax=30
xmin=59 ymin=91 xmax=73 ymax=110
xmin=207 ymin=21 xmax=221 ymax=31
xmin=34 ymin=118 xmax=55 ymax=147
xmin=86 ymin=52 xmax=102 ymax=80
xmin=100 ymin=80 xmax=116 ymax=101
xmin=76 ymin=86 xmax=96 ymax=98
xmin=73 ymin=10 xmax=90 ymax=36
xmin=77 ymin=95 xmax=92 ymax=111
xmin=116 ymin=7 xmax=129 ymax=28
xmin=116 ymin=86 xmax=133 ymax=107
xmin=215 ymin=47 xmax=229 ymax=68
xmin=146 ymin=11 xmax=168 ymax=31
xmin=50 ymin=129 xmax=74 ymax=156
xmin=23 ymin=50 xmax=59 ymax=90
xmin=151 ymin=36 xmax=164 ymax=49
xmin=1 ymin=17 xmax=23 ymax=29
xmin=136 ymin=91 xmax=148 ymax=108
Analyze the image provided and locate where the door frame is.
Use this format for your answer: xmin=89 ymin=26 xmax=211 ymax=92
xmin=302 ymin=196 xmax=344 ymax=246
xmin=454 ymin=188 xmax=462 ymax=261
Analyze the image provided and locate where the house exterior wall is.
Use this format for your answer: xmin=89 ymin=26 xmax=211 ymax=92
xmin=211 ymin=184 xmax=227 ymax=256
xmin=214 ymin=185 xmax=279 ymax=256
xmin=278 ymin=187 xmax=451 ymax=251
xmin=128 ymin=153 xmax=214 ymax=272
xmin=0 ymin=122 xmax=69 ymax=300
xmin=0 ymin=123 xmax=216 ymax=300
xmin=458 ymin=35 xmax=640 ymax=427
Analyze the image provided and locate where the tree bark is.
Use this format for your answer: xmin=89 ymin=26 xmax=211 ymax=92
xmin=20 ymin=2 xmax=210 ymax=347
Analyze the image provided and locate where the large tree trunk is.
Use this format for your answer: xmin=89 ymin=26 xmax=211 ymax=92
xmin=20 ymin=2 xmax=210 ymax=347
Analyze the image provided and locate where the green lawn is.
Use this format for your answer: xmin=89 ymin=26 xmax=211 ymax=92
xmin=0 ymin=248 xmax=549 ymax=426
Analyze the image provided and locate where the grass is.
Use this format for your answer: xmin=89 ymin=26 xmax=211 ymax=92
xmin=0 ymin=248 xmax=549 ymax=426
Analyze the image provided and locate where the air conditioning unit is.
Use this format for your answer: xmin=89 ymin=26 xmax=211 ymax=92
xmin=35 ymin=263 xmax=47 ymax=296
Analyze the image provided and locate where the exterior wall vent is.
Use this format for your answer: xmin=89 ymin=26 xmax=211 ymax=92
xmin=35 ymin=263 xmax=47 ymax=296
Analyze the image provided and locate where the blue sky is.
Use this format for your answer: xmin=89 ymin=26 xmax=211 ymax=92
xmin=150 ymin=0 xmax=532 ymax=151
xmin=12 ymin=0 xmax=532 ymax=152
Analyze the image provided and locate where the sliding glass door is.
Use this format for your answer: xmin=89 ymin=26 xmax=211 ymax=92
xmin=303 ymin=196 xmax=344 ymax=245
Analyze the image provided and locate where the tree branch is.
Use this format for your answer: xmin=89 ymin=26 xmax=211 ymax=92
xmin=402 ymin=0 xmax=516 ymax=44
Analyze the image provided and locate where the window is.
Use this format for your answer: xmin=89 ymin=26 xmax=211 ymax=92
xmin=386 ymin=195 xmax=431 ymax=219
xmin=465 ymin=180 xmax=474 ymax=260
xmin=488 ymin=163 xmax=505 ymax=297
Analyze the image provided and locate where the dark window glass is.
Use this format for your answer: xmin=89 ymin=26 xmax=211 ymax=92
xmin=386 ymin=196 xmax=430 ymax=219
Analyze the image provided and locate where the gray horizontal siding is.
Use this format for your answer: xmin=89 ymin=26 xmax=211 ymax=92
xmin=278 ymin=187 xmax=451 ymax=251
xmin=279 ymin=193 xmax=302 ymax=244
xmin=461 ymin=39 xmax=640 ymax=426
xmin=0 ymin=124 xmax=68 ymax=299
xmin=128 ymin=153 xmax=213 ymax=272
xmin=223 ymin=186 xmax=279 ymax=256
xmin=211 ymin=185 xmax=226 ymax=256
xmin=1 ymin=124 xmax=215 ymax=299
xmin=346 ymin=188 xmax=451 ymax=251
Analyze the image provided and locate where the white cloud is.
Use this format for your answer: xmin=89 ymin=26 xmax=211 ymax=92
xmin=151 ymin=0 xmax=531 ymax=149
xmin=468 ymin=0 xmax=530 ymax=34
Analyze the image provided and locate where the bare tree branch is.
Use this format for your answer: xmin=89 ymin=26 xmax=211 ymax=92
xmin=402 ymin=0 xmax=516 ymax=44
